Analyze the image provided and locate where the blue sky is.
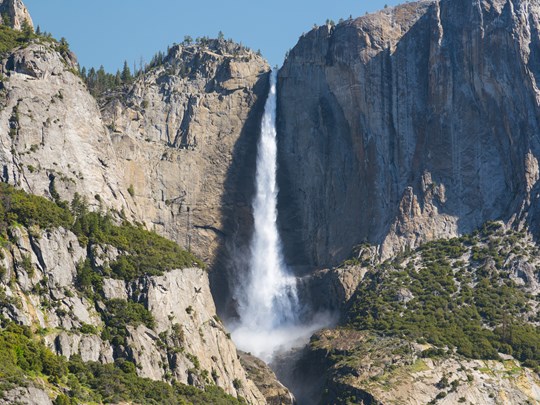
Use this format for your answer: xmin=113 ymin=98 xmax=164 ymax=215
xmin=24 ymin=0 xmax=402 ymax=72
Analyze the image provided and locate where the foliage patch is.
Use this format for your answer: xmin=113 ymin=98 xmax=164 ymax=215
xmin=348 ymin=222 xmax=540 ymax=371
xmin=0 ymin=321 xmax=244 ymax=404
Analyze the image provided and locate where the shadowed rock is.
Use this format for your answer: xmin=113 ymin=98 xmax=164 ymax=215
xmin=278 ymin=0 xmax=540 ymax=267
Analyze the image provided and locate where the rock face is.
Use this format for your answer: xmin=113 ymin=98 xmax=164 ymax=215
xmin=125 ymin=268 xmax=265 ymax=402
xmin=0 ymin=386 xmax=52 ymax=405
xmin=278 ymin=0 xmax=540 ymax=266
xmin=100 ymin=41 xmax=270 ymax=313
xmin=297 ymin=265 xmax=367 ymax=314
xmin=0 ymin=32 xmax=270 ymax=314
xmin=0 ymin=42 xmax=129 ymax=213
xmin=101 ymin=40 xmax=269 ymax=267
xmin=0 ymin=225 xmax=265 ymax=403
xmin=293 ymin=329 xmax=540 ymax=405
xmin=239 ymin=351 xmax=295 ymax=405
xmin=0 ymin=0 xmax=33 ymax=30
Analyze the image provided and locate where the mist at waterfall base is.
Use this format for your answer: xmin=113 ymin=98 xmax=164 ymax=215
xmin=230 ymin=72 xmax=335 ymax=363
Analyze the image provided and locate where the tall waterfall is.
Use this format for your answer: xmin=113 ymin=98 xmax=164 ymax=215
xmin=231 ymin=71 xmax=303 ymax=361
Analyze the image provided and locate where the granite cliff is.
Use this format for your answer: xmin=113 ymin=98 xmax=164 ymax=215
xmin=0 ymin=0 xmax=32 ymax=30
xmin=0 ymin=1 xmax=273 ymax=402
xmin=100 ymin=39 xmax=269 ymax=266
xmin=278 ymin=0 xmax=540 ymax=267
xmin=0 ymin=31 xmax=269 ymax=267
xmin=0 ymin=0 xmax=271 ymax=322
xmin=276 ymin=0 xmax=540 ymax=403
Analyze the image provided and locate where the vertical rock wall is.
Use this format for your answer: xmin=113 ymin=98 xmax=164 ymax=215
xmin=278 ymin=0 xmax=540 ymax=266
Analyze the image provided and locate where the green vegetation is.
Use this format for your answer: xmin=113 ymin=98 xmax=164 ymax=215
xmin=100 ymin=299 xmax=155 ymax=346
xmin=81 ymin=62 xmax=132 ymax=97
xmin=0 ymin=321 xmax=244 ymax=404
xmin=0 ymin=22 xmax=34 ymax=55
xmin=71 ymin=194 xmax=204 ymax=279
xmin=232 ymin=378 xmax=242 ymax=390
xmin=75 ymin=258 xmax=102 ymax=297
xmin=0 ymin=183 xmax=73 ymax=233
xmin=348 ymin=222 xmax=540 ymax=371
xmin=0 ymin=22 xmax=71 ymax=59
xmin=81 ymin=56 xmax=160 ymax=97
xmin=0 ymin=184 xmax=203 ymax=282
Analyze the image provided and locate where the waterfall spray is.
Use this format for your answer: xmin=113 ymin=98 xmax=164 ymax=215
xmin=232 ymin=71 xmax=303 ymax=361
xmin=241 ymin=70 xmax=298 ymax=327
xmin=231 ymin=70 xmax=333 ymax=363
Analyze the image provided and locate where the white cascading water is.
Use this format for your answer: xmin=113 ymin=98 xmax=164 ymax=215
xmin=232 ymin=71 xmax=315 ymax=362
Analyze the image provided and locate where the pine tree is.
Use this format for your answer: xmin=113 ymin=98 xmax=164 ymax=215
xmin=21 ymin=20 xmax=33 ymax=39
xmin=121 ymin=61 xmax=132 ymax=84
xmin=96 ymin=66 xmax=107 ymax=94
xmin=149 ymin=51 xmax=164 ymax=69
xmin=183 ymin=35 xmax=193 ymax=45
xmin=58 ymin=37 xmax=69 ymax=54
xmin=115 ymin=70 xmax=122 ymax=86
xmin=138 ymin=56 xmax=145 ymax=76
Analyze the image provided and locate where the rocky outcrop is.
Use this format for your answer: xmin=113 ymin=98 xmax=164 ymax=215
xmin=0 ymin=386 xmax=52 ymax=405
xmin=0 ymin=42 xmax=129 ymax=213
xmin=278 ymin=0 xmax=540 ymax=266
xmin=0 ymin=226 xmax=98 ymax=329
xmin=239 ymin=351 xmax=295 ymax=405
xmin=297 ymin=265 xmax=367 ymax=313
xmin=101 ymin=40 xmax=270 ymax=267
xmin=294 ymin=329 xmax=540 ymax=405
xmin=50 ymin=331 xmax=113 ymax=363
xmin=0 ymin=0 xmax=33 ymax=30
xmin=0 ymin=224 xmax=265 ymax=403
xmin=125 ymin=267 xmax=266 ymax=402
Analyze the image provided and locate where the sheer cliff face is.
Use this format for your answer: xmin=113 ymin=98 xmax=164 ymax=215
xmin=0 ymin=38 xmax=269 ymax=266
xmin=278 ymin=0 xmax=540 ymax=267
xmin=101 ymin=42 xmax=269 ymax=264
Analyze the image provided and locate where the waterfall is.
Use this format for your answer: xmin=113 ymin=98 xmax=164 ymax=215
xmin=231 ymin=71 xmax=303 ymax=361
